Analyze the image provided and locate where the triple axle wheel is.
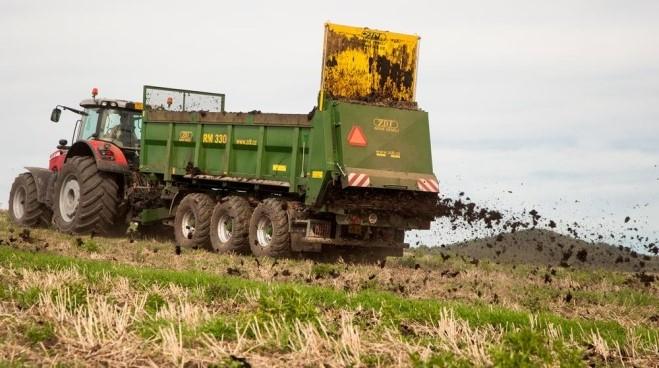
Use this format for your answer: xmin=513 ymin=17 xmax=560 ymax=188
xmin=173 ymin=194 xmax=290 ymax=257
xmin=248 ymin=198 xmax=291 ymax=257
xmin=210 ymin=196 xmax=252 ymax=253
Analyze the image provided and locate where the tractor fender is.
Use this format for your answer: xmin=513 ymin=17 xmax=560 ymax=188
xmin=65 ymin=140 xmax=130 ymax=174
xmin=24 ymin=167 xmax=55 ymax=205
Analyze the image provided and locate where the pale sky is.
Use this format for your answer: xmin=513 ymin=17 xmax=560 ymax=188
xmin=1 ymin=0 xmax=658 ymax=246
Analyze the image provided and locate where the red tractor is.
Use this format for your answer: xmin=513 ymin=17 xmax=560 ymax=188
xmin=8 ymin=89 xmax=142 ymax=235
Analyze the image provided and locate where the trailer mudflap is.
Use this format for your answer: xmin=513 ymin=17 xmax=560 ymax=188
xmin=341 ymin=167 xmax=438 ymax=193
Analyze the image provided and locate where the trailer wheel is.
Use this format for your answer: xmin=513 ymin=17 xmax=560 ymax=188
xmin=53 ymin=156 xmax=120 ymax=235
xmin=174 ymin=193 xmax=214 ymax=249
xmin=8 ymin=173 xmax=52 ymax=227
xmin=249 ymin=198 xmax=290 ymax=257
xmin=210 ymin=196 xmax=252 ymax=253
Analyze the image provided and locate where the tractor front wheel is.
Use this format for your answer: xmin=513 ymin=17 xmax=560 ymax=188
xmin=8 ymin=173 xmax=51 ymax=227
xmin=52 ymin=156 xmax=120 ymax=235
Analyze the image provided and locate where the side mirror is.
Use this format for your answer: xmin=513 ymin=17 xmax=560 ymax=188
xmin=50 ymin=107 xmax=62 ymax=122
xmin=59 ymin=139 xmax=68 ymax=146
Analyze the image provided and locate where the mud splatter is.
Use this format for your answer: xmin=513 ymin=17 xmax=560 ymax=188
xmin=426 ymin=193 xmax=658 ymax=264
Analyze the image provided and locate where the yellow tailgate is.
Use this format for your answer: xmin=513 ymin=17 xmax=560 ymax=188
xmin=321 ymin=23 xmax=420 ymax=106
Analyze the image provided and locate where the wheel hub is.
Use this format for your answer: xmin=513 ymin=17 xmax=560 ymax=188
xmin=256 ymin=217 xmax=273 ymax=247
xmin=181 ymin=211 xmax=196 ymax=239
xmin=217 ymin=215 xmax=233 ymax=243
xmin=12 ymin=187 xmax=26 ymax=220
xmin=59 ymin=175 xmax=80 ymax=223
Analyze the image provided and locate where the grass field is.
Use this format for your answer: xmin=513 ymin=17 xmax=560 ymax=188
xmin=0 ymin=213 xmax=657 ymax=367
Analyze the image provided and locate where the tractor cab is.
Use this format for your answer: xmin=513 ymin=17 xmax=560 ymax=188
xmin=77 ymin=99 xmax=143 ymax=150
xmin=49 ymin=88 xmax=143 ymax=170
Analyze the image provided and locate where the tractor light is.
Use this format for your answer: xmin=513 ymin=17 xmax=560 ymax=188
xmin=166 ymin=96 xmax=173 ymax=108
xmin=97 ymin=147 xmax=115 ymax=161
xmin=91 ymin=87 xmax=98 ymax=98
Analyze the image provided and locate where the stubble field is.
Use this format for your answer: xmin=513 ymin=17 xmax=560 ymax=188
xmin=0 ymin=213 xmax=657 ymax=367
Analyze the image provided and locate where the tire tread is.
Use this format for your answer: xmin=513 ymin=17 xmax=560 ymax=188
xmin=174 ymin=193 xmax=214 ymax=249
xmin=249 ymin=198 xmax=291 ymax=257
xmin=8 ymin=173 xmax=51 ymax=227
xmin=53 ymin=156 xmax=121 ymax=235
xmin=210 ymin=196 xmax=252 ymax=253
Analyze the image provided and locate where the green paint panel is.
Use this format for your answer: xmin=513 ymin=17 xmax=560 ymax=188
xmin=140 ymin=207 xmax=171 ymax=224
xmin=139 ymin=86 xmax=437 ymax=207
xmin=336 ymin=102 xmax=433 ymax=175
xmin=199 ymin=124 xmax=229 ymax=175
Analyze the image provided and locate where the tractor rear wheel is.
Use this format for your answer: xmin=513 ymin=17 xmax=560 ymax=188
xmin=248 ymin=198 xmax=291 ymax=257
xmin=210 ymin=196 xmax=252 ymax=253
xmin=8 ymin=173 xmax=51 ymax=227
xmin=174 ymin=193 xmax=214 ymax=249
xmin=52 ymin=156 xmax=120 ymax=235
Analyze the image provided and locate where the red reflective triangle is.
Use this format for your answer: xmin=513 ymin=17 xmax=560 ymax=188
xmin=347 ymin=125 xmax=367 ymax=147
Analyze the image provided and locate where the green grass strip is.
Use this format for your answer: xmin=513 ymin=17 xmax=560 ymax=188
xmin=1 ymin=246 xmax=656 ymax=348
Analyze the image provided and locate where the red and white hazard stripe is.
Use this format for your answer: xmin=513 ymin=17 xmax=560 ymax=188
xmin=417 ymin=178 xmax=439 ymax=192
xmin=347 ymin=172 xmax=370 ymax=187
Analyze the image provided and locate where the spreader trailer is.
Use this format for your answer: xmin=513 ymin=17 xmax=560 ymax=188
xmin=9 ymin=23 xmax=439 ymax=260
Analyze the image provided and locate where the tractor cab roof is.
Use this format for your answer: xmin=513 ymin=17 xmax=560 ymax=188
xmin=79 ymin=98 xmax=143 ymax=111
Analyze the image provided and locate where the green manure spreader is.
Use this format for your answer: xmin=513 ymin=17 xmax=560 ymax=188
xmin=9 ymin=23 xmax=439 ymax=260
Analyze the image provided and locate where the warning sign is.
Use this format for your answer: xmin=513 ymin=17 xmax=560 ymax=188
xmin=347 ymin=126 xmax=367 ymax=147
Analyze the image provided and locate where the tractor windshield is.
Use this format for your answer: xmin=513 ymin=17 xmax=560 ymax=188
xmin=98 ymin=109 xmax=142 ymax=149
xmin=79 ymin=108 xmax=142 ymax=149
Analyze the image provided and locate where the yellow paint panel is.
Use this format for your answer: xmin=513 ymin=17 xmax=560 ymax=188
xmin=376 ymin=150 xmax=401 ymax=159
xmin=178 ymin=131 xmax=193 ymax=142
xmin=272 ymin=164 xmax=287 ymax=172
xmin=321 ymin=23 xmax=420 ymax=105
xmin=235 ymin=138 xmax=257 ymax=146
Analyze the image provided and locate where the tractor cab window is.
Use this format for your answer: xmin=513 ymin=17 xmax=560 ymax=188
xmin=98 ymin=109 xmax=141 ymax=149
xmin=79 ymin=108 xmax=100 ymax=141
